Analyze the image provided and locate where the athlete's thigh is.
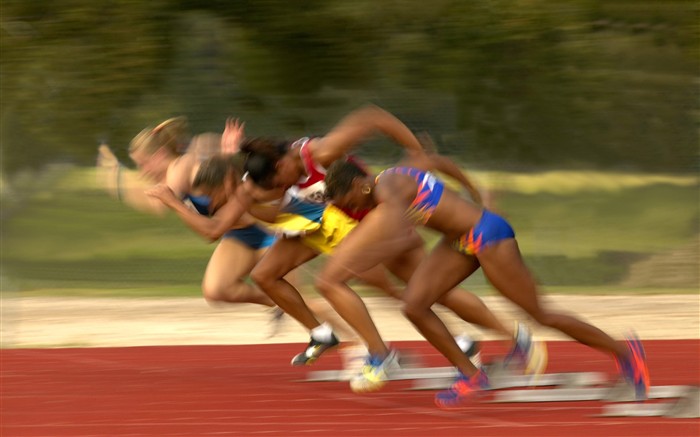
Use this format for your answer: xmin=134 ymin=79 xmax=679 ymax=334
xmin=477 ymin=238 xmax=542 ymax=315
xmin=253 ymin=236 xmax=318 ymax=279
xmin=322 ymin=204 xmax=419 ymax=282
xmin=403 ymin=239 xmax=480 ymax=308
xmin=203 ymin=238 xmax=257 ymax=286
xmin=382 ymin=244 xmax=425 ymax=284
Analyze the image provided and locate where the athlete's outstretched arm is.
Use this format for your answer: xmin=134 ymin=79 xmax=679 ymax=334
xmin=311 ymin=104 xmax=426 ymax=167
xmin=146 ymin=184 xmax=252 ymax=242
xmin=426 ymin=154 xmax=483 ymax=206
xmin=413 ymin=133 xmax=483 ymax=205
xmin=97 ymin=145 xmax=170 ymax=216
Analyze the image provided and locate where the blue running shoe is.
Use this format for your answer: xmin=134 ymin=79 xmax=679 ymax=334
xmin=435 ymin=370 xmax=489 ymax=409
xmin=615 ymin=334 xmax=650 ymax=400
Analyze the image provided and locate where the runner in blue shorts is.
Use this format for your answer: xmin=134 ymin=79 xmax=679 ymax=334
xmin=98 ymin=117 xmax=281 ymax=316
xmin=324 ymin=152 xmax=650 ymax=408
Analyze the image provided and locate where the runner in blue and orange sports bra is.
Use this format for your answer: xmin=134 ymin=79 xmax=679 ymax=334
xmin=376 ymin=166 xmax=517 ymax=254
xmin=324 ymin=153 xmax=650 ymax=409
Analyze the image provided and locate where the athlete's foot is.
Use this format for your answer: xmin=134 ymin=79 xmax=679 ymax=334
xmin=266 ymin=306 xmax=285 ymax=339
xmin=339 ymin=343 xmax=369 ymax=379
xmin=291 ymin=330 xmax=340 ymax=366
xmin=435 ymin=369 xmax=489 ymax=409
xmin=504 ymin=323 xmax=548 ymax=375
xmin=615 ymin=333 xmax=650 ymax=400
xmin=349 ymin=349 xmax=401 ymax=393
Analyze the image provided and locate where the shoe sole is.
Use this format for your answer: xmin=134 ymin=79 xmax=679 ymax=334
xmin=291 ymin=343 xmax=339 ymax=367
xmin=350 ymin=379 xmax=388 ymax=393
xmin=435 ymin=388 xmax=487 ymax=409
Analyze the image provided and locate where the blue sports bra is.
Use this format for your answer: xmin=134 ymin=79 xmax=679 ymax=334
xmin=185 ymin=194 xmax=211 ymax=216
xmin=376 ymin=167 xmax=444 ymax=224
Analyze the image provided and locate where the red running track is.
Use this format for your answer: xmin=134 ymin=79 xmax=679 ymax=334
xmin=2 ymin=340 xmax=698 ymax=437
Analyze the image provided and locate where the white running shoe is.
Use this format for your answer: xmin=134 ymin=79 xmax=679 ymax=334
xmin=505 ymin=323 xmax=548 ymax=375
xmin=349 ymin=349 xmax=401 ymax=393
xmin=455 ymin=333 xmax=482 ymax=368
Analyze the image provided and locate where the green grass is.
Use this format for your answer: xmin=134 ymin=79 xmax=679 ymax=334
xmin=1 ymin=166 xmax=697 ymax=296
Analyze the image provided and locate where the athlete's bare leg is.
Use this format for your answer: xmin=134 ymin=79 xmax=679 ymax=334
xmin=250 ymin=237 xmax=322 ymax=331
xmin=383 ymin=245 xmax=512 ymax=339
xmin=202 ymin=238 xmax=276 ymax=307
xmin=306 ymin=299 xmax=359 ymax=341
xmin=353 ymin=264 xmax=401 ymax=299
xmin=478 ymin=238 xmax=628 ymax=357
xmin=316 ymin=205 xmax=421 ymax=357
xmin=401 ymin=241 xmax=483 ymax=377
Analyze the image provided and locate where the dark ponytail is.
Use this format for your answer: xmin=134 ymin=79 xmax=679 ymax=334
xmin=239 ymin=137 xmax=290 ymax=189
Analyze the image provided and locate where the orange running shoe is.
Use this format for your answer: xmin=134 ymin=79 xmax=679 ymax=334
xmin=615 ymin=333 xmax=650 ymax=400
xmin=435 ymin=370 xmax=489 ymax=409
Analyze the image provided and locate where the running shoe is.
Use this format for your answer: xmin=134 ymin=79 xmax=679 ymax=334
xmin=266 ymin=306 xmax=285 ymax=339
xmin=291 ymin=332 xmax=340 ymax=366
xmin=615 ymin=333 xmax=650 ymax=400
xmin=435 ymin=369 xmax=489 ymax=409
xmin=339 ymin=343 xmax=369 ymax=380
xmin=455 ymin=333 xmax=482 ymax=368
xmin=349 ymin=349 xmax=400 ymax=393
xmin=504 ymin=322 xmax=548 ymax=375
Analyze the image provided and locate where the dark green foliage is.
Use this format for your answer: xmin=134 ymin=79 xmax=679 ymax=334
xmin=1 ymin=0 xmax=697 ymax=173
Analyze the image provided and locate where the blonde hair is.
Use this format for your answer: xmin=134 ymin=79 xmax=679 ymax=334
xmin=129 ymin=116 xmax=189 ymax=156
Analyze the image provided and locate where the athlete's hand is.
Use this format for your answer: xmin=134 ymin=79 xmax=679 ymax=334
xmin=221 ymin=117 xmax=245 ymax=154
xmin=97 ymin=144 xmax=119 ymax=169
xmin=96 ymin=144 xmax=122 ymax=197
xmin=145 ymin=183 xmax=179 ymax=208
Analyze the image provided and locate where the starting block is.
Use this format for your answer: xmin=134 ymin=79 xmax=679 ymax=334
xmin=491 ymin=382 xmax=700 ymax=418
xmin=301 ymin=361 xmax=700 ymax=419
xmin=411 ymin=371 xmax=607 ymax=391
xmin=304 ymin=366 xmax=459 ymax=383
xmin=600 ymin=386 xmax=700 ymax=419
xmin=491 ymin=383 xmax=690 ymax=403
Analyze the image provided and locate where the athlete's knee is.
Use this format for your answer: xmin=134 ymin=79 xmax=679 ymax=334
xmin=201 ymin=280 xmax=224 ymax=305
xmin=313 ymin=272 xmax=338 ymax=298
xmin=401 ymin=298 xmax=429 ymax=323
xmin=250 ymin=265 xmax=272 ymax=288
xmin=202 ymin=280 xmax=242 ymax=305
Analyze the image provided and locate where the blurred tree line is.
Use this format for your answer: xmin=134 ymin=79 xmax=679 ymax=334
xmin=1 ymin=0 xmax=698 ymax=175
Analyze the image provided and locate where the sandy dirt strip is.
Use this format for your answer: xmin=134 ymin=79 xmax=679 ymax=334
xmin=1 ymin=294 xmax=697 ymax=348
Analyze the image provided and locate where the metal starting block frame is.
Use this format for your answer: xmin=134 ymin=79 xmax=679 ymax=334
xmin=600 ymin=386 xmax=700 ymax=418
xmin=491 ymin=383 xmax=700 ymax=419
xmin=304 ymin=366 xmax=459 ymax=383
xmin=411 ymin=371 xmax=607 ymax=391
xmin=492 ymin=384 xmax=687 ymax=403
xmin=302 ymin=364 xmax=699 ymax=418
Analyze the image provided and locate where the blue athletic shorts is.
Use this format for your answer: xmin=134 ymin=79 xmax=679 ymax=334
xmin=452 ymin=209 xmax=515 ymax=255
xmin=223 ymin=225 xmax=276 ymax=250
